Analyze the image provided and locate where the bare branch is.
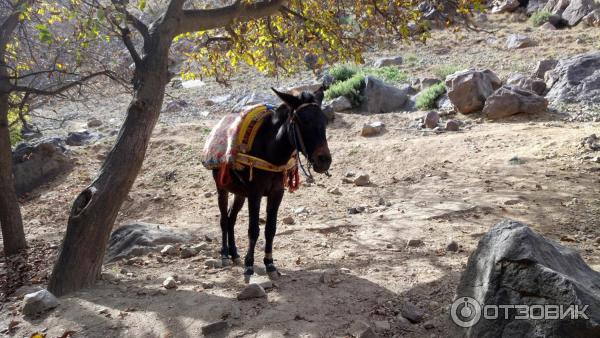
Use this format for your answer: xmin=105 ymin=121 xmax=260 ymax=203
xmin=177 ymin=0 xmax=286 ymax=35
xmin=10 ymin=70 xmax=119 ymax=96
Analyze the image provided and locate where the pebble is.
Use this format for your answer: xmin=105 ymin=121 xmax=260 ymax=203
xmin=161 ymin=245 xmax=177 ymax=256
xmin=201 ymin=281 xmax=214 ymax=289
xmin=361 ymin=121 xmax=386 ymax=137
xmin=328 ymin=187 xmax=342 ymax=195
xmin=237 ymin=284 xmax=266 ymax=300
xmin=407 ymin=239 xmax=424 ymax=247
xmin=399 ymin=300 xmax=424 ymax=323
xmin=354 ymin=174 xmax=371 ymax=187
xmin=282 ymin=216 xmax=295 ymax=225
xmin=205 ymin=259 xmax=223 ymax=268
xmin=21 ymin=290 xmax=59 ymax=316
xmin=162 ymin=277 xmax=177 ymax=289
xmin=179 ymin=246 xmax=197 ymax=258
xmin=446 ymin=240 xmax=459 ymax=252
xmin=294 ymin=206 xmax=308 ymax=215
xmin=423 ymin=320 xmax=435 ymax=330
xmin=87 ymin=118 xmax=103 ymax=128
xmin=201 ymin=321 xmax=228 ymax=335
xmin=446 ymin=119 xmax=460 ymax=131
xmin=424 ymin=111 xmax=440 ymax=129
xmin=348 ymin=206 xmax=366 ymax=214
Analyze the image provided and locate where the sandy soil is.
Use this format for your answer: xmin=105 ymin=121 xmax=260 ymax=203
xmin=1 ymin=13 xmax=600 ymax=338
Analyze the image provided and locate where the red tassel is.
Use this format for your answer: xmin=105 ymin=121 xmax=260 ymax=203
xmin=218 ymin=163 xmax=231 ymax=187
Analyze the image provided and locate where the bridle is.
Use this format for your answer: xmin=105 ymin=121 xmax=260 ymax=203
xmin=286 ymin=102 xmax=330 ymax=181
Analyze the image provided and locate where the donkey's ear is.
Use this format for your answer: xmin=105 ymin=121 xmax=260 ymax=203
xmin=313 ymin=86 xmax=325 ymax=106
xmin=272 ymin=88 xmax=302 ymax=109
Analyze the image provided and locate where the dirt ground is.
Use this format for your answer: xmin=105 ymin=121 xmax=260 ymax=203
xmin=1 ymin=13 xmax=600 ymax=338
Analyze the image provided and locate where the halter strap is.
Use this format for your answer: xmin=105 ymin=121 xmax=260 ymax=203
xmin=287 ymin=103 xmax=318 ymax=181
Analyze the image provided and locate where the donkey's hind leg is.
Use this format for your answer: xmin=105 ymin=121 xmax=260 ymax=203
xmin=217 ymin=188 xmax=231 ymax=266
xmin=227 ymin=194 xmax=245 ymax=265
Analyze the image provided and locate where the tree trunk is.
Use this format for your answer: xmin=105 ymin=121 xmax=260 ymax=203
xmin=0 ymin=91 xmax=26 ymax=256
xmin=47 ymin=39 xmax=173 ymax=296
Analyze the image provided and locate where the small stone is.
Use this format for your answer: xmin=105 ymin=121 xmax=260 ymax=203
xmin=21 ymin=290 xmax=59 ymax=316
xmin=445 ymin=120 xmax=460 ymax=132
xmin=330 ymin=96 xmax=353 ymax=112
xmin=424 ymin=111 xmax=440 ymax=129
xmin=192 ymin=243 xmax=209 ymax=252
xmin=201 ymin=281 xmax=214 ymax=289
xmin=345 ymin=171 xmax=356 ymax=178
xmin=354 ymin=174 xmax=371 ymax=187
xmin=399 ymin=300 xmax=424 ymax=323
xmin=237 ymin=284 xmax=266 ymax=300
xmin=205 ymin=259 xmax=223 ymax=268
xmin=87 ymin=118 xmax=103 ymax=128
xmin=251 ymin=277 xmax=274 ymax=289
xmin=204 ymin=192 xmax=213 ymax=198
xmin=407 ymin=239 xmax=424 ymax=247
xmin=361 ymin=121 xmax=386 ymax=137
xmin=180 ymin=246 xmax=197 ymax=258
xmin=374 ymin=320 xmax=391 ymax=331
xmin=423 ymin=321 xmax=435 ymax=330
xmin=282 ymin=216 xmax=295 ymax=225
xmin=294 ymin=207 xmax=308 ymax=215
xmin=201 ymin=321 xmax=228 ymax=335
xmin=373 ymin=55 xmax=403 ymax=68
xmin=347 ymin=206 xmax=366 ymax=215
xmin=162 ymin=276 xmax=177 ymax=289
xmin=327 ymin=187 xmax=342 ymax=195
xmin=446 ymin=240 xmax=459 ymax=252
xmin=161 ymin=245 xmax=177 ymax=256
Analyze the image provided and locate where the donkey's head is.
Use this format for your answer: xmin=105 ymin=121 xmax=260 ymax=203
xmin=272 ymin=87 xmax=332 ymax=174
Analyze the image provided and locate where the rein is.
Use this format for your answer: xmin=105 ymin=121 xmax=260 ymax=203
xmin=288 ymin=103 xmax=317 ymax=182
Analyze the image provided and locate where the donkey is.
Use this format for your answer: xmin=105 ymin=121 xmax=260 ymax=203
xmin=212 ymin=88 xmax=332 ymax=281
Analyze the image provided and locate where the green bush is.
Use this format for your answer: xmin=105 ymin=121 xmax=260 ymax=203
xmin=416 ymin=82 xmax=446 ymax=110
xmin=364 ymin=66 xmax=409 ymax=83
xmin=530 ymin=11 xmax=552 ymax=27
xmin=433 ymin=65 xmax=462 ymax=80
xmin=328 ymin=63 xmax=360 ymax=82
xmin=325 ymin=73 xmax=365 ymax=106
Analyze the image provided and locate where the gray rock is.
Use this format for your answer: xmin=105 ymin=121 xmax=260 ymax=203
xmin=398 ymin=300 xmax=424 ymax=323
xmin=237 ymin=283 xmax=266 ymax=300
xmin=445 ymin=69 xmax=502 ymax=114
xmin=21 ymin=289 xmax=59 ymax=316
xmin=162 ymin=276 xmax=177 ymax=289
xmin=373 ymin=56 xmax=403 ymax=68
xmin=454 ymin=219 xmax=600 ymax=337
xmin=361 ymin=121 xmax=386 ymax=137
xmin=12 ymin=138 xmax=72 ymax=196
xmin=87 ymin=118 xmax=102 ymax=128
xmin=445 ymin=120 xmax=460 ymax=132
xmin=424 ymin=111 xmax=440 ymax=129
xmin=105 ymin=223 xmax=191 ymax=262
xmin=281 ymin=216 xmax=295 ymax=225
xmin=179 ymin=245 xmax=197 ymax=258
xmin=447 ymin=240 xmax=459 ymax=252
xmin=491 ymin=0 xmax=521 ymax=14
xmin=205 ymin=258 xmax=223 ymax=269
xmin=582 ymin=8 xmax=600 ymax=26
xmin=66 ymin=130 xmax=102 ymax=146
xmin=544 ymin=0 xmax=571 ymax=16
xmin=534 ymin=59 xmax=558 ymax=79
xmin=546 ymin=52 xmax=600 ymax=105
xmin=423 ymin=320 xmax=435 ymax=330
xmin=421 ymin=77 xmax=442 ymax=89
xmin=162 ymin=99 xmax=188 ymax=113
xmin=327 ymin=187 xmax=341 ymax=195
xmin=506 ymin=74 xmax=547 ymax=95
xmin=354 ymin=174 xmax=371 ymax=186
xmin=540 ymin=21 xmax=558 ymax=30
xmin=436 ymin=93 xmax=453 ymax=111
xmin=362 ymin=76 xmax=411 ymax=114
xmin=562 ymin=0 xmax=597 ymax=26
xmin=506 ymin=34 xmax=536 ymax=49
xmin=161 ymin=244 xmax=177 ymax=256
xmin=408 ymin=239 xmax=425 ymax=247
xmin=201 ymin=321 xmax=228 ymax=335
xmin=230 ymin=303 xmax=241 ymax=319
xmin=330 ymin=96 xmax=353 ymax=112
xmin=483 ymin=85 xmax=548 ymax=119
xmin=527 ymin=0 xmax=551 ymax=14
xmin=374 ymin=320 xmax=391 ymax=331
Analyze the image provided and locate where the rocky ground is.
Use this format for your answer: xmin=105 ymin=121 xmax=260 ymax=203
xmin=1 ymin=14 xmax=600 ymax=338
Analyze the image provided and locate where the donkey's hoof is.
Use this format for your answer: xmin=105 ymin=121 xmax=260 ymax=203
xmin=267 ymin=270 xmax=281 ymax=280
xmin=232 ymin=257 xmax=243 ymax=266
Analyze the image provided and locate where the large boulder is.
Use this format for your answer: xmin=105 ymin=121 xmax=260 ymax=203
xmin=534 ymin=58 xmax=558 ymax=79
xmin=527 ymin=0 xmax=551 ymax=14
xmin=12 ymin=138 xmax=72 ymax=195
xmin=454 ymin=220 xmax=600 ymax=337
xmin=361 ymin=76 xmax=412 ymax=114
xmin=506 ymin=74 xmax=547 ymax=95
xmin=562 ymin=0 xmax=597 ymax=26
xmin=483 ymin=85 xmax=548 ymax=119
xmin=544 ymin=0 xmax=571 ymax=16
xmin=105 ymin=223 xmax=192 ymax=262
xmin=491 ymin=0 xmax=521 ymax=14
xmin=582 ymin=8 xmax=600 ymax=26
xmin=445 ymin=69 xmax=502 ymax=114
xmin=546 ymin=52 xmax=600 ymax=105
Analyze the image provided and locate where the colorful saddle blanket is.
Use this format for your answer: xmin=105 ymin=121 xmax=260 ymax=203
xmin=202 ymin=104 xmax=276 ymax=170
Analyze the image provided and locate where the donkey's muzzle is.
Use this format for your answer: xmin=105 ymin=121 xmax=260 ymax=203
xmin=311 ymin=144 xmax=332 ymax=174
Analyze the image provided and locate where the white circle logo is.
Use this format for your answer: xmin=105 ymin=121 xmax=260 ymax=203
xmin=450 ymin=297 xmax=481 ymax=328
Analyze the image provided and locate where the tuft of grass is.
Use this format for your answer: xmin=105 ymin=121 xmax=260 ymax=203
xmin=325 ymin=73 xmax=365 ymax=106
xmin=328 ymin=63 xmax=360 ymax=82
xmin=432 ymin=64 xmax=463 ymax=80
xmin=416 ymin=82 xmax=446 ymax=110
xmin=364 ymin=66 xmax=409 ymax=83
xmin=530 ymin=11 xmax=552 ymax=27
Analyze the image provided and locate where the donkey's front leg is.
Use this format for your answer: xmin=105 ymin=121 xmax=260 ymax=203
xmin=243 ymin=194 xmax=262 ymax=283
xmin=265 ymin=189 xmax=284 ymax=280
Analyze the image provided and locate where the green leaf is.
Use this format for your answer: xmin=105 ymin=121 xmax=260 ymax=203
xmin=138 ymin=0 xmax=146 ymax=11
xmin=35 ymin=24 xmax=52 ymax=43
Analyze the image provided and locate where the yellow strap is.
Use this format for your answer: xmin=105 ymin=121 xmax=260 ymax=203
xmin=235 ymin=153 xmax=297 ymax=173
xmin=236 ymin=104 xmax=272 ymax=153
